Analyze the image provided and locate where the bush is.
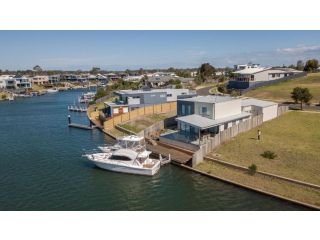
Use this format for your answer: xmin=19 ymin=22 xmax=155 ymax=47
xmin=248 ymin=164 xmax=257 ymax=175
xmin=261 ymin=151 xmax=277 ymax=159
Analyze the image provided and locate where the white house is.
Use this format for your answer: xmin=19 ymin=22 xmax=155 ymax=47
xmin=48 ymin=75 xmax=60 ymax=84
xmin=0 ymin=75 xmax=15 ymax=89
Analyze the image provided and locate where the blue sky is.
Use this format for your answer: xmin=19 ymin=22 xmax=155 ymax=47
xmin=0 ymin=31 xmax=320 ymax=70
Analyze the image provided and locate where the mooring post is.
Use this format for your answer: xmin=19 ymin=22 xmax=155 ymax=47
xmin=68 ymin=115 xmax=71 ymax=124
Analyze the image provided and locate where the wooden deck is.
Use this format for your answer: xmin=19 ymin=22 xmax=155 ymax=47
xmin=147 ymin=143 xmax=193 ymax=164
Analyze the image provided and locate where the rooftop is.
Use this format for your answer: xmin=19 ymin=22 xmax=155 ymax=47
xmin=115 ymin=88 xmax=190 ymax=95
xmin=241 ymin=98 xmax=277 ymax=108
xmin=176 ymin=112 xmax=251 ymax=130
xmin=234 ymin=67 xmax=269 ymax=74
xmin=179 ymin=95 xmax=237 ymax=104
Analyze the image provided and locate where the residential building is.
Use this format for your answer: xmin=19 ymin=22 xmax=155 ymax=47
xmin=48 ymin=75 xmax=60 ymax=84
xmin=0 ymin=75 xmax=15 ymax=89
xmin=147 ymin=76 xmax=194 ymax=88
xmin=31 ymin=75 xmax=49 ymax=85
xmin=123 ymin=75 xmax=144 ymax=82
xmin=234 ymin=63 xmax=260 ymax=70
xmin=13 ymin=75 xmax=32 ymax=89
xmin=104 ymin=88 xmax=195 ymax=117
xmin=176 ymin=96 xmax=251 ymax=136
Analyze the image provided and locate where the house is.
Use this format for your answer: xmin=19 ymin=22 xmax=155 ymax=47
xmin=104 ymin=88 xmax=196 ymax=117
xmin=241 ymin=98 xmax=278 ymax=122
xmin=228 ymin=66 xmax=304 ymax=90
xmin=173 ymin=96 xmax=278 ymax=143
xmin=0 ymin=75 xmax=15 ymax=89
xmin=48 ymin=75 xmax=60 ymax=84
xmin=13 ymin=75 xmax=32 ymax=89
xmin=123 ymin=75 xmax=144 ymax=82
xmin=234 ymin=63 xmax=260 ymax=70
xmin=176 ymin=96 xmax=251 ymax=137
xmin=147 ymin=76 xmax=194 ymax=88
xmin=31 ymin=75 xmax=49 ymax=85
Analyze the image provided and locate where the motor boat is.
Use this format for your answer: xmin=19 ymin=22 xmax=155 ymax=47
xmin=78 ymin=91 xmax=96 ymax=103
xmin=47 ymin=88 xmax=59 ymax=93
xmin=85 ymin=148 xmax=161 ymax=176
xmin=98 ymin=135 xmax=146 ymax=153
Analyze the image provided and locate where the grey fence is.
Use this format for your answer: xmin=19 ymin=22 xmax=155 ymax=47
xmin=228 ymin=72 xmax=307 ymax=94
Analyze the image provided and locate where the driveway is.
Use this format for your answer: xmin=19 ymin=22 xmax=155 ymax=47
xmin=196 ymin=86 xmax=213 ymax=96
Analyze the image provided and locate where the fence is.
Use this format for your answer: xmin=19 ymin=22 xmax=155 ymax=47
xmin=103 ymin=102 xmax=177 ymax=131
xmin=277 ymin=105 xmax=289 ymax=116
xmin=228 ymin=72 xmax=307 ymax=94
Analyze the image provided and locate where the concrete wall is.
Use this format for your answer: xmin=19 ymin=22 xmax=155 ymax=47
xmin=262 ymin=104 xmax=278 ymax=122
xmin=214 ymin=99 xmax=242 ymax=119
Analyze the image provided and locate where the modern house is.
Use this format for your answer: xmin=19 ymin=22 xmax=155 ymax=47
xmin=0 ymin=75 xmax=15 ymax=89
xmin=147 ymin=76 xmax=194 ymax=88
xmin=228 ymin=66 xmax=304 ymax=90
xmin=14 ymin=76 xmax=32 ymax=89
xmin=163 ymin=95 xmax=278 ymax=145
xmin=104 ymin=88 xmax=196 ymax=117
xmin=31 ymin=75 xmax=49 ymax=85
xmin=48 ymin=75 xmax=60 ymax=84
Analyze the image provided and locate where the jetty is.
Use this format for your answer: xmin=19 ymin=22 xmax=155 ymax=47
xmin=68 ymin=105 xmax=88 ymax=112
xmin=68 ymin=123 xmax=96 ymax=130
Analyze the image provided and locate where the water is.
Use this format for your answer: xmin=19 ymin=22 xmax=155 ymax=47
xmin=0 ymin=90 xmax=307 ymax=210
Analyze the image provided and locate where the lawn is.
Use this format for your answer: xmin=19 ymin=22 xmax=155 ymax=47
xmin=119 ymin=113 xmax=171 ymax=134
xmin=245 ymin=73 xmax=320 ymax=103
xmin=207 ymin=111 xmax=320 ymax=185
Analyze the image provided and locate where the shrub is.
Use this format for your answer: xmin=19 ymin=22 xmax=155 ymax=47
xmin=248 ymin=164 xmax=257 ymax=175
xmin=261 ymin=151 xmax=277 ymax=159
xmin=1 ymin=94 xmax=6 ymax=100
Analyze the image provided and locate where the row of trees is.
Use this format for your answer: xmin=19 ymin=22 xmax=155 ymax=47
xmin=293 ymin=59 xmax=319 ymax=72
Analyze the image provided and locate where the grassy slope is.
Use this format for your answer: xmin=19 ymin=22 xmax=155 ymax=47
xmin=208 ymin=111 xmax=320 ymax=185
xmin=245 ymin=73 xmax=320 ymax=103
xmin=196 ymin=161 xmax=320 ymax=207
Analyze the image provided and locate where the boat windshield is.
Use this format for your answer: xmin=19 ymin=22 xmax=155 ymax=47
xmin=118 ymin=139 xmax=145 ymax=149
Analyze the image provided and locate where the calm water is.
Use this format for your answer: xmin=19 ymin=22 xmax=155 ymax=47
xmin=0 ymin=90 xmax=307 ymax=210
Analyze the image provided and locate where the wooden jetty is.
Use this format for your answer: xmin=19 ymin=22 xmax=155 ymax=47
xmin=68 ymin=105 xmax=88 ymax=112
xmin=68 ymin=123 xmax=96 ymax=130
xmin=147 ymin=142 xmax=193 ymax=165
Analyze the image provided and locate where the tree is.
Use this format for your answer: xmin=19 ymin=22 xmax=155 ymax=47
xmin=33 ymin=65 xmax=42 ymax=72
xmin=138 ymin=68 xmax=145 ymax=75
xmin=291 ymin=87 xmax=313 ymax=110
xmin=90 ymin=67 xmax=100 ymax=74
xmin=304 ymin=59 xmax=319 ymax=72
xmin=198 ymin=63 xmax=215 ymax=81
xmin=296 ymin=60 xmax=304 ymax=71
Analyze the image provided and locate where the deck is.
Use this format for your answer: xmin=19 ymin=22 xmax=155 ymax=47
xmin=147 ymin=143 xmax=193 ymax=165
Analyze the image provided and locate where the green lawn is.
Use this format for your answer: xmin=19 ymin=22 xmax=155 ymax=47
xmin=245 ymin=73 xmax=320 ymax=103
xmin=207 ymin=111 xmax=320 ymax=185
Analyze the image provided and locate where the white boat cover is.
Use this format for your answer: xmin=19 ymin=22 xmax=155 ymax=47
xmin=112 ymin=149 xmax=138 ymax=160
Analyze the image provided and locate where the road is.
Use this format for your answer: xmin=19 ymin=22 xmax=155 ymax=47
xmin=196 ymin=86 xmax=213 ymax=96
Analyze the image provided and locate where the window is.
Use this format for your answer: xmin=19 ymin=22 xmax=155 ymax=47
xmin=201 ymin=107 xmax=207 ymax=115
xmin=181 ymin=104 xmax=186 ymax=115
xmin=167 ymin=94 xmax=172 ymax=97
xmin=187 ymin=105 xmax=191 ymax=115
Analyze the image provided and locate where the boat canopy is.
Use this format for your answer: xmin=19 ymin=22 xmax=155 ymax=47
xmin=112 ymin=149 xmax=138 ymax=160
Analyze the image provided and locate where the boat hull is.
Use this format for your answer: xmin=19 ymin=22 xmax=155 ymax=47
xmin=93 ymin=160 xmax=161 ymax=176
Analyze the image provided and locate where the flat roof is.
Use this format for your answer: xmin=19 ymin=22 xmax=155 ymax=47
xmin=115 ymin=88 xmax=189 ymax=95
xmin=241 ymin=98 xmax=277 ymax=108
xmin=179 ymin=95 xmax=237 ymax=104
xmin=176 ymin=112 xmax=251 ymax=130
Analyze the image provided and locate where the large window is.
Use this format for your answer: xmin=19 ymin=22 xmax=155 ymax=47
xmin=201 ymin=107 xmax=207 ymax=116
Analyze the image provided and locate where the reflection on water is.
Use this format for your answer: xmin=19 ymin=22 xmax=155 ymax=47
xmin=0 ymin=90 xmax=308 ymax=210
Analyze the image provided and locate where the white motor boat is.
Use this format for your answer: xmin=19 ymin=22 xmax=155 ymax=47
xmin=85 ymin=148 xmax=161 ymax=176
xmin=47 ymin=88 xmax=59 ymax=93
xmin=98 ymin=135 xmax=146 ymax=153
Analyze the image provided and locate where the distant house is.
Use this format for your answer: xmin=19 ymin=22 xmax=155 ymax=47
xmin=147 ymin=76 xmax=194 ymax=88
xmin=123 ymin=75 xmax=144 ymax=82
xmin=13 ymin=75 xmax=32 ymax=89
xmin=31 ymin=75 xmax=49 ymax=85
xmin=104 ymin=88 xmax=196 ymax=117
xmin=48 ymin=75 xmax=60 ymax=84
xmin=0 ymin=75 xmax=15 ymax=89
xmin=229 ymin=65 xmax=304 ymax=90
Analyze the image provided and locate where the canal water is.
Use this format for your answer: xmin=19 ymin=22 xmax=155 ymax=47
xmin=0 ymin=90 xmax=307 ymax=210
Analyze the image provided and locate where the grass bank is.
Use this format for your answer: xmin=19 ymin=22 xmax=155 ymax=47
xmin=245 ymin=73 xmax=320 ymax=103
xmin=196 ymin=161 xmax=320 ymax=208
xmin=208 ymin=111 xmax=320 ymax=185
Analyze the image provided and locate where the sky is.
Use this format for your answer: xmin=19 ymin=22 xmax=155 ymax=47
xmin=0 ymin=31 xmax=320 ymax=71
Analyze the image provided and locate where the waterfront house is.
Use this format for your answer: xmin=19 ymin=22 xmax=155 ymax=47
xmin=104 ymin=88 xmax=196 ymax=117
xmin=167 ymin=95 xmax=277 ymax=144
xmin=0 ymin=75 xmax=15 ymax=89
xmin=13 ymin=75 xmax=32 ymax=89
xmin=48 ymin=75 xmax=60 ymax=84
xmin=31 ymin=75 xmax=49 ymax=85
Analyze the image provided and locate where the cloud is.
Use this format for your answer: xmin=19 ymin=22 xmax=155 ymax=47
xmin=276 ymin=45 xmax=320 ymax=54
